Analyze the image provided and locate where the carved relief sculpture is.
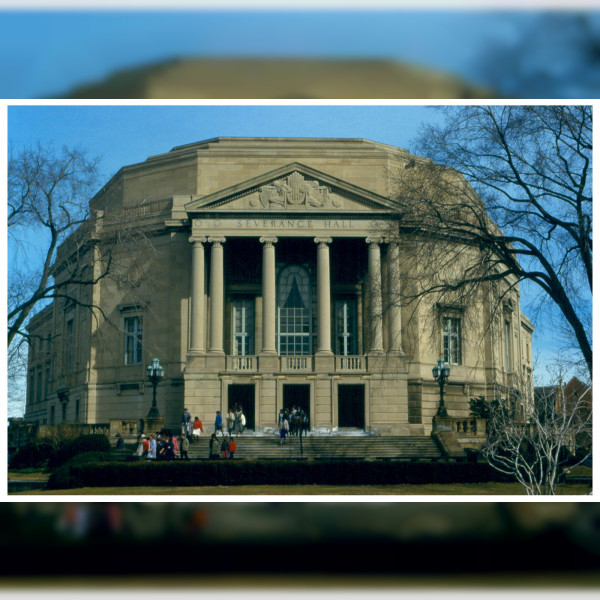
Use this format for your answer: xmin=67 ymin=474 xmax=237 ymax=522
xmin=254 ymin=172 xmax=336 ymax=209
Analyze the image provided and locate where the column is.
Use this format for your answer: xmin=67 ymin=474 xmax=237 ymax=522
xmin=208 ymin=237 xmax=226 ymax=354
xmin=260 ymin=237 xmax=278 ymax=355
xmin=367 ymin=237 xmax=384 ymax=354
xmin=387 ymin=241 xmax=403 ymax=353
xmin=189 ymin=236 xmax=206 ymax=353
xmin=315 ymin=237 xmax=333 ymax=355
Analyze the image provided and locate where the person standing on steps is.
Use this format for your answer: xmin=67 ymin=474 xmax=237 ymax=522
xmin=209 ymin=433 xmax=220 ymax=459
xmin=239 ymin=409 xmax=246 ymax=435
xmin=192 ymin=416 xmax=203 ymax=442
xmin=226 ymin=408 xmax=235 ymax=435
xmin=215 ymin=411 xmax=224 ymax=437
xmin=280 ymin=416 xmax=289 ymax=445
xmin=180 ymin=434 xmax=190 ymax=460
xmin=228 ymin=435 xmax=237 ymax=459
xmin=182 ymin=407 xmax=191 ymax=435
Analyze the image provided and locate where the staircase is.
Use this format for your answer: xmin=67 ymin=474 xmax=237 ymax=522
xmin=186 ymin=434 xmax=444 ymax=461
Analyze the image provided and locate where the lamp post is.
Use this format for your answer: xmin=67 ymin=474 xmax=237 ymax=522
xmin=432 ymin=358 xmax=450 ymax=418
xmin=146 ymin=357 xmax=165 ymax=418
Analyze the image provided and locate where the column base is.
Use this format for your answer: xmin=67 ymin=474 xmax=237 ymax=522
xmin=314 ymin=353 xmax=334 ymax=373
xmin=259 ymin=354 xmax=280 ymax=371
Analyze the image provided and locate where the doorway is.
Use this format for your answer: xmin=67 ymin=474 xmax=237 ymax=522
xmin=228 ymin=384 xmax=255 ymax=430
xmin=283 ymin=384 xmax=310 ymax=419
xmin=338 ymin=384 xmax=365 ymax=428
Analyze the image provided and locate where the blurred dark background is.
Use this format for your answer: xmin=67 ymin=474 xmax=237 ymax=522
xmin=1 ymin=503 xmax=599 ymax=586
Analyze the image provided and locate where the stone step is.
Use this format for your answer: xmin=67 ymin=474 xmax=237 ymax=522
xmin=185 ymin=435 xmax=443 ymax=460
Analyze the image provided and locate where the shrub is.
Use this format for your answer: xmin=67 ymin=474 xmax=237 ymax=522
xmin=48 ymin=434 xmax=111 ymax=470
xmin=47 ymin=452 xmax=113 ymax=490
xmin=9 ymin=441 xmax=54 ymax=470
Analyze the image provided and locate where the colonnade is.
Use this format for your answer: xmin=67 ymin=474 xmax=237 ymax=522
xmin=188 ymin=235 xmax=403 ymax=357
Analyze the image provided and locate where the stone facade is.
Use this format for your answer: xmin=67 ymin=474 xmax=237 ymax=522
xmin=24 ymin=138 xmax=533 ymax=435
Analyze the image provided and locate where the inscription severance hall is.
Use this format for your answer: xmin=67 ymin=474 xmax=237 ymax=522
xmin=25 ymin=138 xmax=533 ymax=437
xmin=195 ymin=219 xmax=363 ymax=230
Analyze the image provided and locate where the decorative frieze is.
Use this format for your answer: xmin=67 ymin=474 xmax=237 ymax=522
xmin=252 ymin=171 xmax=340 ymax=210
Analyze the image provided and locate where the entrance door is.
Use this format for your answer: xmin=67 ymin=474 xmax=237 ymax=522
xmin=283 ymin=384 xmax=310 ymax=419
xmin=228 ymin=384 xmax=255 ymax=430
xmin=338 ymin=384 xmax=365 ymax=428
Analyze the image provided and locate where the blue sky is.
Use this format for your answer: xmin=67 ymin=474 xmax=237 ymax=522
xmin=8 ymin=104 xmax=443 ymax=182
xmin=6 ymin=103 xmax=588 ymax=390
xmin=0 ymin=10 xmax=562 ymax=98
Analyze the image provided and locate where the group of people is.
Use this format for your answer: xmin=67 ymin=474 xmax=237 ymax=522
xmin=131 ymin=431 xmax=191 ymax=461
xmin=215 ymin=406 xmax=246 ymax=437
xmin=181 ymin=408 xmax=204 ymax=442
xmin=208 ymin=433 xmax=237 ymax=459
xmin=278 ymin=405 xmax=309 ymax=444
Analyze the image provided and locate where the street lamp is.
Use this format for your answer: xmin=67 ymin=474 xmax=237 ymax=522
xmin=432 ymin=358 xmax=450 ymax=418
xmin=146 ymin=357 xmax=165 ymax=418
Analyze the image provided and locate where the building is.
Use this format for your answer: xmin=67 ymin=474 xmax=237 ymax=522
xmin=63 ymin=58 xmax=494 ymax=100
xmin=24 ymin=138 xmax=533 ymax=435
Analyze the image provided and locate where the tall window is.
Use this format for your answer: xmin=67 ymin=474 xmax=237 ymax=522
xmin=505 ymin=320 xmax=512 ymax=373
xmin=278 ymin=265 xmax=312 ymax=355
xmin=66 ymin=316 xmax=74 ymax=373
xmin=443 ymin=316 xmax=461 ymax=365
xmin=28 ymin=370 xmax=34 ymax=406
xmin=45 ymin=363 xmax=51 ymax=400
xmin=335 ymin=298 xmax=358 ymax=355
xmin=124 ymin=316 xmax=143 ymax=365
xmin=36 ymin=367 xmax=42 ymax=403
xmin=232 ymin=298 xmax=254 ymax=356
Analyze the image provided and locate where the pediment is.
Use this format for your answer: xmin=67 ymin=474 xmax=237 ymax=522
xmin=185 ymin=163 xmax=398 ymax=214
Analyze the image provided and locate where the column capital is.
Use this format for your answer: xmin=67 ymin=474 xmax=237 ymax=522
xmin=189 ymin=236 xmax=207 ymax=245
xmin=314 ymin=237 xmax=332 ymax=246
xmin=207 ymin=236 xmax=226 ymax=246
xmin=259 ymin=236 xmax=278 ymax=246
xmin=384 ymin=237 xmax=400 ymax=246
xmin=366 ymin=237 xmax=384 ymax=245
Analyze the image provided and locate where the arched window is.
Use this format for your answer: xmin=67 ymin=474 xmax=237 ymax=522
xmin=277 ymin=265 xmax=312 ymax=355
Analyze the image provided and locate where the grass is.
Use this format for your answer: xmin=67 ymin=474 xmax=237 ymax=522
xmin=10 ymin=482 xmax=591 ymax=495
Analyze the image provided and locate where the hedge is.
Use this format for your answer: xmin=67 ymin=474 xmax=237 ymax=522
xmin=9 ymin=441 xmax=54 ymax=470
xmin=46 ymin=459 xmax=513 ymax=490
xmin=47 ymin=452 xmax=112 ymax=490
xmin=47 ymin=434 xmax=111 ymax=469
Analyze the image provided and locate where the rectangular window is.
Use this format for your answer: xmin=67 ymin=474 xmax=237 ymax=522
xmin=45 ymin=363 xmax=51 ymax=400
xmin=232 ymin=298 xmax=255 ymax=356
xmin=505 ymin=320 xmax=512 ymax=373
xmin=443 ymin=316 xmax=461 ymax=365
xmin=36 ymin=367 xmax=42 ymax=403
xmin=124 ymin=316 xmax=143 ymax=365
xmin=66 ymin=317 xmax=74 ymax=373
xmin=278 ymin=307 xmax=311 ymax=355
xmin=28 ymin=371 xmax=34 ymax=406
xmin=335 ymin=298 xmax=358 ymax=356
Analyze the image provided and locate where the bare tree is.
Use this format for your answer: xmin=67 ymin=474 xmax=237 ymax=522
xmin=393 ymin=106 xmax=592 ymax=379
xmin=7 ymin=144 xmax=156 ymax=415
xmin=479 ymin=375 xmax=591 ymax=495
xmin=478 ymin=13 xmax=600 ymax=98
xmin=8 ymin=144 xmax=102 ymax=348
